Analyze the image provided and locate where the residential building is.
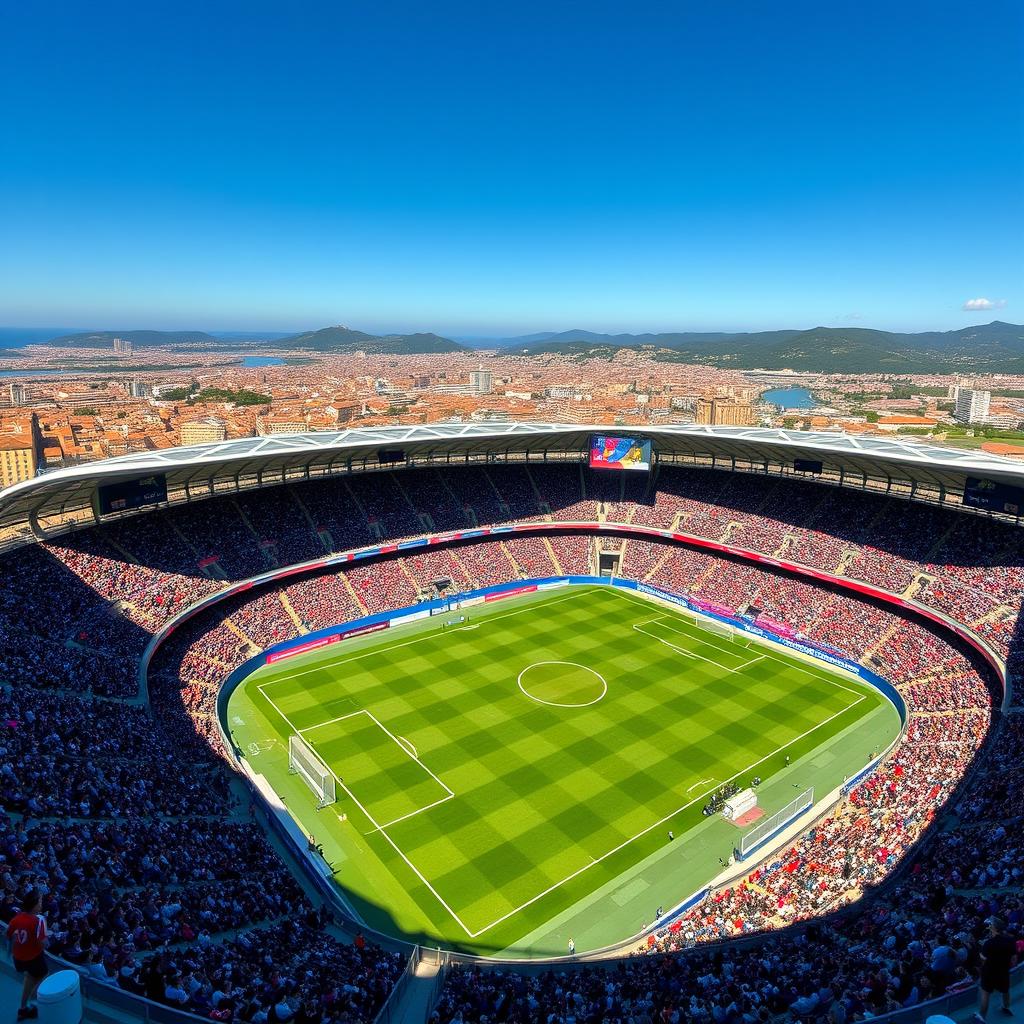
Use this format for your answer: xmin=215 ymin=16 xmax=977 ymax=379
xmin=0 ymin=415 xmax=42 ymax=488
xmin=180 ymin=418 xmax=228 ymax=446
xmin=875 ymin=415 xmax=939 ymax=432
xmin=695 ymin=398 xmax=758 ymax=426
xmin=470 ymin=368 xmax=493 ymax=395
xmin=954 ymin=388 xmax=991 ymax=424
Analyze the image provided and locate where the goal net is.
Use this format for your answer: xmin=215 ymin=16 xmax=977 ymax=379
xmin=688 ymin=612 xmax=734 ymax=641
xmin=288 ymin=735 xmax=336 ymax=808
xmin=739 ymin=787 xmax=813 ymax=858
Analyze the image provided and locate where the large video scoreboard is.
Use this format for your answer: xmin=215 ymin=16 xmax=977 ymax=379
xmin=97 ymin=474 xmax=168 ymax=515
xmin=963 ymin=476 xmax=1024 ymax=516
xmin=589 ymin=435 xmax=652 ymax=472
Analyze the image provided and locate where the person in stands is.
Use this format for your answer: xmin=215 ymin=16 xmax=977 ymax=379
xmin=6 ymin=889 xmax=48 ymax=1021
xmin=974 ymin=917 xmax=1017 ymax=1023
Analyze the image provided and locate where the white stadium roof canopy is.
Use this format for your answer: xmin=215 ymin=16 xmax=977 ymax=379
xmin=1 ymin=423 xmax=1022 ymax=552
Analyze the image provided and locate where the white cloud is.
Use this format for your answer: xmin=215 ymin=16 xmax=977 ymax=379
xmin=962 ymin=297 xmax=1007 ymax=311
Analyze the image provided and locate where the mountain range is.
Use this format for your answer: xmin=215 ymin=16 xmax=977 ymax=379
xmin=37 ymin=325 xmax=469 ymax=355
xmin=11 ymin=320 xmax=1024 ymax=373
xmin=489 ymin=322 xmax=1024 ymax=373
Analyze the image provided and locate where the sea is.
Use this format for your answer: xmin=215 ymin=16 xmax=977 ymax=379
xmin=761 ymin=386 xmax=816 ymax=409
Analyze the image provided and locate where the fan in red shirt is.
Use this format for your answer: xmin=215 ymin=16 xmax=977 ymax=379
xmin=6 ymin=889 xmax=48 ymax=1021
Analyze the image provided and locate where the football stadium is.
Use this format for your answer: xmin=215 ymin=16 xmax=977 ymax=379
xmin=0 ymin=423 xmax=1020 ymax=1023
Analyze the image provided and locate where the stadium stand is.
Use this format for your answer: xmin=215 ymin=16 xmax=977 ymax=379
xmin=0 ymin=445 xmax=1022 ymax=1024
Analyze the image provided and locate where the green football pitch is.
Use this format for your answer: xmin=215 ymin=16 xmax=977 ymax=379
xmin=226 ymin=585 xmax=899 ymax=956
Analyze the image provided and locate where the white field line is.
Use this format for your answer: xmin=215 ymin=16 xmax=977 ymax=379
xmin=261 ymin=587 xmax=592 ymax=689
xmin=686 ymin=777 xmax=717 ymax=792
xmin=298 ymin=710 xmax=453 ymax=835
xmin=467 ymin=692 xmax=866 ymax=937
xmin=632 ymin=623 xmax=762 ymax=674
xmin=261 ymin=586 xmax=870 ymax=939
xmin=620 ymin=594 xmax=867 ymax=701
xmin=300 ymin=709 xmax=454 ymax=799
xmin=259 ymin=689 xmax=475 ymax=937
xmin=638 ymin=613 xmax=748 ymax=660
xmin=369 ymin=794 xmax=455 ymax=833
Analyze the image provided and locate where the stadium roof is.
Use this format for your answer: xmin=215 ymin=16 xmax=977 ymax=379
xmin=1 ymin=423 xmax=1022 ymax=551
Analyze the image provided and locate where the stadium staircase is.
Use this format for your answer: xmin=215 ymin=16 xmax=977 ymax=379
xmin=447 ymin=548 xmax=476 ymax=588
xmin=523 ymin=466 xmax=546 ymax=516
xmin=641 ymin=544 xmax=677 ymax=583
xmin=231 ymin=498 xmax=278 ymax=570
xmin=397 ymin=557 xmax=424 ymax=594
xmin=903 ymin=572 xmax=934 ymax=599
xmin=168 ymin=520 xmax=227 ymax=579
xmin=430 ymin=468 xmax=476 ymax=528
xmin=542 ymin=536 xmax=564 ymax=574
xmin=278 ymin=591 xmax=308 ymax=634
xmin=480 ymin=467 xmax=513 ymax=518
xmin=342 ymin=478 xmax=383 ymax=541
xmin=223 ymin=616 xmax=260 ymax=653
xmin=862 ymin=621 xmax=901 ymax=664
xmin=836 ymin=548 xmax=859 ymax=575
xmin=390 ymin=474 xmax=433 ymax=534
xmin=287 ymin=486 xmax=330 ymax=554
xmin=722 ymin=521 xmax=745 ymax=543
xmin=773 ymin=532 xmax=799 ymax=558
xmin=499 ymin=540 xmax=527 ymax=577
xmin=338 ymin=570 xmax=371 ymax=613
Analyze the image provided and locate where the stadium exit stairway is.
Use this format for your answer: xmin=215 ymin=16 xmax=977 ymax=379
xmin=386 ymin=956 xmax=445 ymax=1024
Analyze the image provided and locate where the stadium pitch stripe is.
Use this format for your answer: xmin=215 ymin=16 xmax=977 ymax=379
xmin=247 ymin=587 xmax=879 ymax=939
xmin=273 ymin=681 xmax=865 ymax=939
xmin=453 ymin=692 xmax=866 ymax=937
xmin=611 ymin=589 xmax=867 ymax=699
xmin=631 ymin=622 xmax=760 ymax=673
xmin=257 ymin=588 xmax=593 ymax=692
xmin=259 ymin=686 xmax=478 ymax=937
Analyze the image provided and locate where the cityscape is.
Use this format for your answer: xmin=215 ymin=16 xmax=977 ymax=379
xmin=2 ymin=324 xmax=1024 ymax=489
xmin=1 ymin=1 xmax=1023 ymax=1022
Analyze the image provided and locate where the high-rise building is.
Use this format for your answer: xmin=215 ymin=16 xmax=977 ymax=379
xmin=695 ymin=398 xmax=758 ymax=426
xmin=180 ymin=418 xmax=228 ymax=446
xmin=954 ymin=388 xmax=991 ymax=424
xmin=9 ymin=382 xmax=27 ymax=406
xmin=0 ymin=415 xmax=42 ymax=489
xmin=469 ymin=368 xmax=493 ymax=395
xmin=112 ymin=337 xmax=133 ymax=355
xmin=129 ymin=379 xmax=150 ymax=399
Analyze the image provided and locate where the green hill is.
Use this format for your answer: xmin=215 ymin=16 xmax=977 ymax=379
xmin=44 ymin=329 xmax=219 ymax=348
xmin=498 ymin=322 xmax=1024 ymax=373
xmin=279 ymin=325 xmax=467 ymax=354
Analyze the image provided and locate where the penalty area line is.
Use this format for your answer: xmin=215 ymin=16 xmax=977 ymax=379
xmin=257 ymin=688 xmax=475 ymax=938
xmin=464 ymin=693 xmax=866 ymax=938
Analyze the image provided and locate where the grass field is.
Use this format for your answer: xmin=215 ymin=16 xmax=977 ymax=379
xmin=227 ymin=585 xmax=898 ymax=955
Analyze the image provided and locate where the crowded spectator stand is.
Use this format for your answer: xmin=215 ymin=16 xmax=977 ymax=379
xmin=0 ymin=452 xmax=1020 ymax=1024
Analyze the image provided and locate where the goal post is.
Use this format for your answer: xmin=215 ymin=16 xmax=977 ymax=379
xmin=687 ymin=612 xmax=735 ymax=641
xmin=288 ymin=734 xmax=336 ymax=808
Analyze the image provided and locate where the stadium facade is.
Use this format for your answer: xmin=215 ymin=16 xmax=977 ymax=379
xmin=2 ymin=423 xmax=1023 ymax=552
xmin=1 ymin=424 xmax=1021 ymax=1022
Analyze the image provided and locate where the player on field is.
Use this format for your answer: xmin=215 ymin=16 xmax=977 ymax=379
xmin=6 ymin=889 xmax=48 ymax=1020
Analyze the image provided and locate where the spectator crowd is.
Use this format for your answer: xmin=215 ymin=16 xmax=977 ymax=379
xmin=0 ymin=462 xmax=1021 ymax=1024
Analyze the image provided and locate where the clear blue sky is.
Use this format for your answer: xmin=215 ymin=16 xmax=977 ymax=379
xmin=1 ymin=0 xmax=1021 ymax=337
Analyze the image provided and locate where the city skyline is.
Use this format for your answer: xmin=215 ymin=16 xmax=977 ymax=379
xmin=2 ymin=0 xmax=1021 ymax=335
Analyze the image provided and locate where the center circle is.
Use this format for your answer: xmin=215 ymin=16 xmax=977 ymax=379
xmin=517 ymin=661 xmax=608 ymax=708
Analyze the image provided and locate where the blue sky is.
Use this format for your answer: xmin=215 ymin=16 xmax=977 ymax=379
xmin=1 ymin=0 xmax=1021 ymax=336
